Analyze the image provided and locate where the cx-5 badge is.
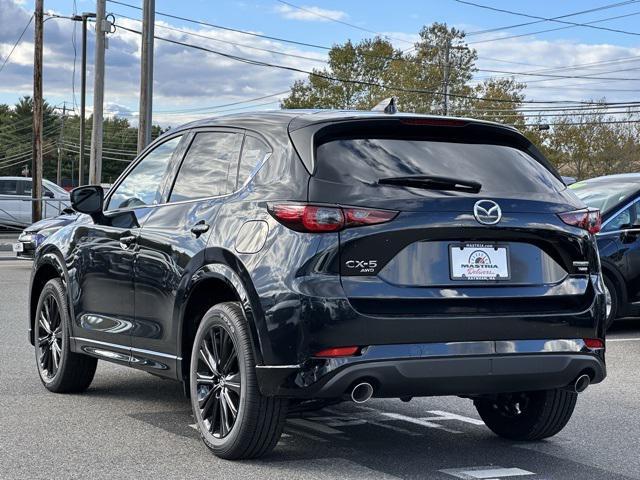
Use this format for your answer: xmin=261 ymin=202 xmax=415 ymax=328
xmin=473 ymin=199 xmax=502 ymax=225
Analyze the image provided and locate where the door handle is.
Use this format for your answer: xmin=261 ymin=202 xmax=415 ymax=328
xmin=191 ymin=222 xmax=210 ymax=237
xmin=119 ymin=235 xmax=137 ymax=249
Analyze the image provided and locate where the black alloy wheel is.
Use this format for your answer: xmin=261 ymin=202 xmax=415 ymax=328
xmin=195 ymin=324 xmax=242 ymax=438
xmin=34 ymin=278 xmax=97 ymax=393
xmin=36 ymin=292 xmax=63 ymax=380
xmin=190 ymin=302 xmax=287 ymax=459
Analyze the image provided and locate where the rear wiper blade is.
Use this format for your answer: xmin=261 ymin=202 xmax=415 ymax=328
xmin=378 ymin=175 xmax=481 ymax=193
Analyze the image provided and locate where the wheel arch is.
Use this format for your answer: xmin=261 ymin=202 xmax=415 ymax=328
xmin=176 ymin=249 xmax=267 ymax=382
xmin=29 ymin=249 xmax=70 ymax=345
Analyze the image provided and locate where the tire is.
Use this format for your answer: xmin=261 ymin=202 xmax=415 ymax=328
xmin=190 ymin=302 xmax=288 ymax=460
xmin=34 ymin=278 xmax=97 ymax=393
xmin=474 ymin=389 xmax=577 ymax=441
xmin=603 ymin=275 xmax=619 ymax=330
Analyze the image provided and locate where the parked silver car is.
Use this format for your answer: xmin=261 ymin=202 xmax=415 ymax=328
xmin=0 ymin=177 xmax=70 ymax=229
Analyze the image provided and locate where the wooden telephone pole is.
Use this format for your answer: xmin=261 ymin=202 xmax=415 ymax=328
xmin=89 ymin=0 xmax=106 ymax=185
xmin=32 ymin=0 xmax=44 ymax=222
xmin=137 ymin=0 xmax=155 ymax=153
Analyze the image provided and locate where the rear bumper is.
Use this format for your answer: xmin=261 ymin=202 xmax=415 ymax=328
xmin=256 ymin=339 xmax=606 ymax=398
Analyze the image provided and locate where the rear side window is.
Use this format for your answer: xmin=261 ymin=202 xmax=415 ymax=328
xmin=236 ymin=135 xmax=271 ymax=189
xmin=169 ymin=131 xmax=242 ymax=202
xmin=315 ymin=138 xmax=564 ymax=194
xmin=0 ymin=180 xmax=18 ymax=195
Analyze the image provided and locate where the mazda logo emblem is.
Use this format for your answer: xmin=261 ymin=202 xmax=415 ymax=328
xmin=473 ymin=200 xmax=502 ymax=225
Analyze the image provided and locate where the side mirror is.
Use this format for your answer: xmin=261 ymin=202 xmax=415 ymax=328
xmin=70 ymin=185 xmax=104 ymax=221
xmin=44 ymin=190 xmax=55 ymax=198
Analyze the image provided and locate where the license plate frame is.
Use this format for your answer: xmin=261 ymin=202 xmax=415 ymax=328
xmin=449 ymin=243 xmax=510 ymax=281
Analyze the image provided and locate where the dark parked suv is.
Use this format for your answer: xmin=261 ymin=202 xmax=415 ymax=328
xmin=29 ymin=111 xmax=606 ymax=459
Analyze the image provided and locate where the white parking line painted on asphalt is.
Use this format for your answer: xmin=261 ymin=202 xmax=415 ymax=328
xmin=426 ymin=410 xmax=485 ymax=426
xmin=380 ymin=412 xmax=463 ymax=434
xmin=440 ymin=466 xmax=535 ymax=479
xmin=322 ymin=407 xmax=422 ymax=436
xmin=608 ymin=337 xmax=640 ymax=342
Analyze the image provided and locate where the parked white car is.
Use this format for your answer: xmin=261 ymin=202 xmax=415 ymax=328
xmin=0 ymin=176 xmax=70 ymax=228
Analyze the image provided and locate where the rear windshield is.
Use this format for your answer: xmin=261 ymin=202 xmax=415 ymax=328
xmin=315 ymin=138 xmax=564 ymax=194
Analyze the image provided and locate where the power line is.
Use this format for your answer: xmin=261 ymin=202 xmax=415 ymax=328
xmin=523 ymin=119 xmax=640 ymax=126
xmin=475 ymin=66 xmax=640 ymax=81
xmin=0 ymin=14 xmax=34 ymax=75
xmin=115 ymin=23 xmax=636 ymax=106
xmin=108 ymin=0 xmax=335 ymax=51
xmin=466 ymin=0 xmax=639 ymax=36
xmin=475 ymin=54 xmax=640 ymax=83
xmin=469 ymin=9 xmax=640 ymax=45
xmin=116 ymin=13 xmax=328 ymax=64
xmin=153 ymin=91 xmax=289 ymax=114
xmin=457 ymin=0 xmax=640 ymax=37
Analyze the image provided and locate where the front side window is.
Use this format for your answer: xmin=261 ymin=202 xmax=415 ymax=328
xmin=107 ymin=136 xmax=182 ymax=210
xmin=236 ymin=135 xmax=271 ymax=189
xmin=169 ymin=132 xmax=242 ymax=202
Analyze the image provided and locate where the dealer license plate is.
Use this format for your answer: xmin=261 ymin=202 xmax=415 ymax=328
xmin=449 ymin=243 xmax=509 ymax=281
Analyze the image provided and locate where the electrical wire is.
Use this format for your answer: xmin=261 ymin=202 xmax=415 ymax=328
xmin=466 ymin=0 xmax=639 ymax=36
xmin=456 ymin=0 xmax=640 ymax=37
xmin=115 ymin=23 xmax=637 ymax=106
xmin=0 ymin=14 xmax=34 ymax=75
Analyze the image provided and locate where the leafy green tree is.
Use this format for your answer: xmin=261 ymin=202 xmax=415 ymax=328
xmin=281 ymin=22 xmax=525 ymax=121
xmin=282 ymin=38 xmax=405 ymax=110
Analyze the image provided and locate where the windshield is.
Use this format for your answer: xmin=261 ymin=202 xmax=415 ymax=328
xmin=315 ymin=138 xmax=564 ymax=194
xmin=569 ymin=180 xmax=639 ymax=214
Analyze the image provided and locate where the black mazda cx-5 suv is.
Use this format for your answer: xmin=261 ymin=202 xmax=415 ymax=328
xmin=28 ymin=110 xmax=606 ymax=459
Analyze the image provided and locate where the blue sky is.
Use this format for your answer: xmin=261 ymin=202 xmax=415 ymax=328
xmin=1 ymin=0 xmax=639 ymax=125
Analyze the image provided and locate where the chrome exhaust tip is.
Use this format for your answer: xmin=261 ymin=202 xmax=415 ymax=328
xmin=574 ymin=374 xmax=591 ymax=393
xmin=350 ymin=382 xmax=374 ymax=404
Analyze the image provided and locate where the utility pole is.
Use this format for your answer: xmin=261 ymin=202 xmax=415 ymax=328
xmin=56 ymin=103 xmax=66 ymax=186
xmin=32 ymin=0 xmax=44 ymax=222
xmin=137 ymin=0 xmax=155 ymax=153
xmin=74 ymin=12 xmax=96 ymax=187
xmin=442 ymin=36 xmax=451 ymax=116
xmin=89 ymin=0 xmax=106 ymax=185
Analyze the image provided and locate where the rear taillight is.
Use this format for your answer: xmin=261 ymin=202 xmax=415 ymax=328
xmin=268 ymin=203 xmax=397 ymax=233
xmin=558 ymin=208 xmax=601 ymax=234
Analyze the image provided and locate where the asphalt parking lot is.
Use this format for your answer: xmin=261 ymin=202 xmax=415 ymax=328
xmin=1 ymin=257 xmax=640 ymax=480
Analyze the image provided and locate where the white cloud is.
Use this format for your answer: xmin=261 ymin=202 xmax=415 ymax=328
xmin=275 ymin=4 xmax=347 ymax=22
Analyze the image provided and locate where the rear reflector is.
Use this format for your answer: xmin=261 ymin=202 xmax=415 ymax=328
xmin=314 ymin=346 xmax=360 ymax=357
xmin=268 ymin=203 xmax=397 ymax=233
xmin=558 ymin=208 xmax=601 ymax=234
xmin=584 ymin=338 xmax=604 ymax=350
